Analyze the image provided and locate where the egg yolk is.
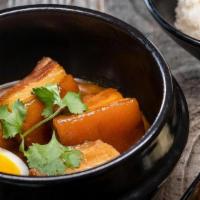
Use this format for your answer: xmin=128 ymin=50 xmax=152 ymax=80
xmin=0 ymin=153 xmax=21 ymax=175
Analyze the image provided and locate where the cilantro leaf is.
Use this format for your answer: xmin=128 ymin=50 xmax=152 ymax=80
xmin=33 ymin=84 xmax=87 ymax=117
xmin=22 ymin=85 xmax=87 ymax=140
xmin=33 ymin=84 xmax=62 ymax=118
xmin=61 ymin=149 xmax=83 ymax=168
xmin=0 ymin=100 xmax=27 ymax=139
xmin=25 ymin=133 xmax=83 ymax=176
xmin=62 ymin=92 xmax=88 ymax=114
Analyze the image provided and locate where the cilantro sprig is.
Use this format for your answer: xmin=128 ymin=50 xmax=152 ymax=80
xmin=0 ymin=84 xmax=87 ymax=140
xmin=0 ymin=84 xmax=87 ymax=175
xmin=21 ymin=84 xmax=87 ymax=138
xmin=25 ymin=133 xmax=83 ymax=176
xmin=32 ymin=84 xmax=63 ymax=118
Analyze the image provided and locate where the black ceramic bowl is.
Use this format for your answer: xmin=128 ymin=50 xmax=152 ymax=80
xmin=0 ymin=5 xmax=189 ymax=200
xmin=181 ymin=173 xmax=200 ymax=200
xmin=144 ymin=0 xmax=200 ymax=60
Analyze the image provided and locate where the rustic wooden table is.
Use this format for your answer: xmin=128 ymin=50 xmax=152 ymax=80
xmin=1 ymin=1 xmax=199 ymax=200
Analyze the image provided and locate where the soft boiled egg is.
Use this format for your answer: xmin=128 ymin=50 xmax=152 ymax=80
xmin=0 ymin=147 xmax=29 ymax=176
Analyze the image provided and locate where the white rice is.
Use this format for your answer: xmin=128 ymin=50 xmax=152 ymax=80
xmin=175 ymin=0 xmax=200 ymax=40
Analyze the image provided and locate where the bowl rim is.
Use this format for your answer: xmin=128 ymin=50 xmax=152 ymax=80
xmin=0 ymin=4 xmax=173 ymax=183
xmin=144 ymin=0 xmax=200 ymax=47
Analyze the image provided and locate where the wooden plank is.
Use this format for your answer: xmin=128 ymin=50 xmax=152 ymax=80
xmin=1 ymin=0 xmax=104 ymax=11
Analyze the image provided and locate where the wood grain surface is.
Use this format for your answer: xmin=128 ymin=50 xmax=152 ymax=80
xmin=1 ymin=1 xmax=199 ymax=200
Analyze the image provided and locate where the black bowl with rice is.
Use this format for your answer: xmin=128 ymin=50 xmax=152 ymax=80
xmin=144 ymin=0 xmax=200 ymax=60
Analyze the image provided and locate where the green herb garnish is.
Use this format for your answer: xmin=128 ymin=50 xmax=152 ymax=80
xmin=0 ymin=84 xmax=87 ymax=174
xmin=25 ymin=133 xmax=83 ymax=176
xmin=0 ymin=100 xmax=27 ymax=139
xmin=0 ymin=84 xmax=87 ymax=140
xmin=32 ymin=84 xmax=63 ymax=118
xmin=62 ymin=92 xmax=88 ymax=114
xmin=21 ymin=84 xmax=87 ymax=138
xmin=33 ymin=84 xmax=87 ymax=117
